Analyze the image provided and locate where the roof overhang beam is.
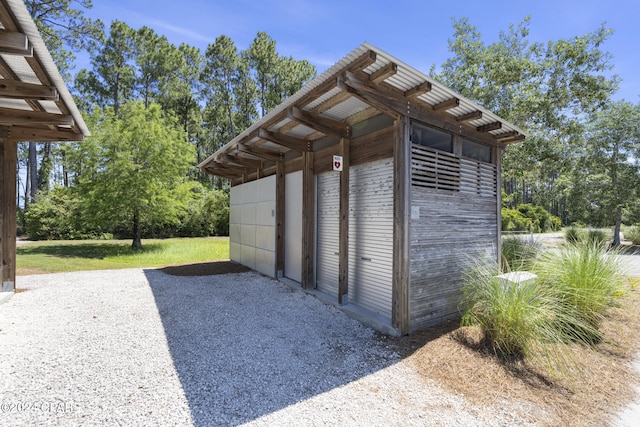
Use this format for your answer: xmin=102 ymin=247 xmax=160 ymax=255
xmin=237 ymin=143 xmax=284 ymax=162
xmin=287 ymin=106 xmax=351 ymax=139
xmin=0 ymin=80 xmax=58 ymax=100
xmin=258 ymin=128 xmax=312 ymax=152
xmin=0 ymin=107 xmax=74 ymax=126
xmin=0 ymin=29 xmax=32 ymax=56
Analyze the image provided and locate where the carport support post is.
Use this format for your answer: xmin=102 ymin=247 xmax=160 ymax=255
xmin=275 ymin=161 xmax=285 ymax=277
xmin=338 ymin=137 xmax=350 ymax=304
xmin=392 ymin=116 xmax=410 ymax=334
xmin=0 ymin=136 xmax=17 ymax=292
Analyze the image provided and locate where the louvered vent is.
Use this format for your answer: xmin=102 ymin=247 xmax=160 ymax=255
xmin=411 ymin=145 xmax=497 ymax=196
xmin=411 ymin=144 xmax=460 ymax=191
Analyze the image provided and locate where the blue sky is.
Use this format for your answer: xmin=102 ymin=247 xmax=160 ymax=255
xmin=82 ymin=0 xmax=639 ymax=102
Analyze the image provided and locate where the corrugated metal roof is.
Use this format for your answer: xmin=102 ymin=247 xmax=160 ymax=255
xmin=1 ymin=0 xmax=89 ymax=139
xmin=199 ymin=42 xmax=527 ymax=172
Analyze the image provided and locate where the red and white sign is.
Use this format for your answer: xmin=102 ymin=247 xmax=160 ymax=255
xmin=333 ymin=155 xmax=343 ymax=171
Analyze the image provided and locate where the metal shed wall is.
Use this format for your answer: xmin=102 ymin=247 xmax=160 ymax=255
xmin=229 ymin=176 xmax=277 ymax=277
xmin=408 ymin=145 xmax=499 ymax=331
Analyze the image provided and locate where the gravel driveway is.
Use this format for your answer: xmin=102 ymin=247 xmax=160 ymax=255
xmin=0 ymin=269 xmax=532 ymax=426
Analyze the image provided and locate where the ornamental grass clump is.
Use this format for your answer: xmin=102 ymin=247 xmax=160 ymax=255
xmin=626 ymin=226 xmax=640 ymax=245
xmin=535 ymin=242 xmax=624 ymax=344
xmin=500 ymin=236 xmax=541 ymax=272
xmin=564 ymin=226 xmax=583 ymax=245
xmin=460 ymin=261 xmax=567 ymax=360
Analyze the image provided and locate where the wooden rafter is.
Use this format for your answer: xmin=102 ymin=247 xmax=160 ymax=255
xmin=6 ymin=126 xmax=79 ymax=142
xmin=346 ymin=106 xmax=381 ymax=125
xmin=310 ymin=91 xmax=351 ymax=114
xmin=456 ymin=110 xmax=482 ymax=123
xmin=0 ymin=29 xmax=32 ymax=56
xmin=477 ymin=122 xmax=502 ymax=133
xmin=494 ymin=131 xmax=519 ymax=141
xmin=0 ymin=80 xmax=58 ymax=100
xmin=338 ymin=71 xmax=506 ymax=145
xmin=287 ymin=106 xmax=350 ymax=139
xmin=298 ymin=50 xmax=377 ymax=109
xmin=337 ymin=71 xmax=400 ymax=118
xmin=432 ymin=97 xmax=460 ymax=112
xmin=203 ymin=166 xmax=237 ymax=179
xmin=211 ymin=161 xmax=246 ymax=175
xmin=404 ymin=82 xmax=432 ymax=99
xmin=498 ymin=134 xmax=525 ymax=143
xmin=368 ymin=62 xmax=397 ymax=84
xmin=237 ymin=143 xmax=283 ymax=162
xmin=222 ymin=153 xmax=263 ymax=169
xmin=0 ymin=107 xmax=73 ymax=126
xmin=258 ymin=128 xmax=311 ymax=152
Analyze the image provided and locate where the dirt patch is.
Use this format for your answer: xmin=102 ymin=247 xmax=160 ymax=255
xmin=382 ymin=283 xmax=640 ymax=426
xmin=157 ymin=260 xmax=251 ymax=276
xmin=16 ymin=268 xmax=49 ymax=276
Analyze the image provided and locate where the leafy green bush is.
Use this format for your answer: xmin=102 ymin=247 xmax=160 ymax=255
xmin=501 ymin=237 xmax=541 ymax=272
xmin=535 ymin=243 xmax=624 ymax=343
xmin=24 ymin=187 xmax=101 ymax=240
xmin=502 ymin=208 xmax=533 ymax=231
xmin=502 ymin=204 xmax=561 ymax=232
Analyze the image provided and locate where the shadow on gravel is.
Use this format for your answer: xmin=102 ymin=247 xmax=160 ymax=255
xmin=143 ymin=269 xmax=448 ymax=426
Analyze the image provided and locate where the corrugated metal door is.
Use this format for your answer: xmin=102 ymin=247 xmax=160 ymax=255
xmin=316 ymin=171 xmax=340 ymax=296
xmin=315 ymin=158 xmax=394 ymax=318
xmin=349 ymin=158 xmax=394 ymax=317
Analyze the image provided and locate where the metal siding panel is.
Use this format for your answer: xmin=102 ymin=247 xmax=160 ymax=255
xmin=349 ymin=158 xmax=394 ymax=317
xmin=315 ymin=171 xmax=340 ymax=296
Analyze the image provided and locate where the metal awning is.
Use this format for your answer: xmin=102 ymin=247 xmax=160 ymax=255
xmin=199 ymin=42 xmax=527 ymax=180
xmin=0 ymin=0 xmax=89 ymax=142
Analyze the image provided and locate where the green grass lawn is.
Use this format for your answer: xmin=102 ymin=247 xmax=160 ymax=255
xmin=17 ymin=237 xmax=230 ymax=275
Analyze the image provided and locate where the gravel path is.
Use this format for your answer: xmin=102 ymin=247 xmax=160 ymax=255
xmin=0 ymin=269 xmax=533 ymax=426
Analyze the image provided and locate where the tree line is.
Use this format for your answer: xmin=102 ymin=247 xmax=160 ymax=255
xmin=432 ymin=17 xmax=640 ymax=244
xmin=22 ymin=1 xmax=315 ymax=248
xmin=21 ymin=2 xmax=640 ymax=247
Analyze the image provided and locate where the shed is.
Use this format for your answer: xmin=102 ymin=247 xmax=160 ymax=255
xmin=0 ymin=0 xmax=89 ymax=293
xmin=199 ymin=43 xmax=526 ymax=335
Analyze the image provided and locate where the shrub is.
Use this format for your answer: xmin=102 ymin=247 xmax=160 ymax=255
xmin=565 ymin=227 xmax=609 ymax=246
xmin=585 ymin=229 xmax=608 ymax=246
xmin=460 ymin=260 xmax=570 ymax=359
xmin=462 ymin=241 xmax=624 ymax=365
xmin=564 ymin=226 xmax=583 ymax=245
xmin=501 ymin=236 xmax=541 ymax=272
xmin=534 ymin=242 xmax=624 ymax=343
xmin=626 ymin=226 xmax=640 ymax=245
xmin=502 ymin=204 xmax=561 ymax=232
xmin=502 ymin=208 xmax=533 ymax=232
xmin=24 ymin=187 xmax=101 ymax=240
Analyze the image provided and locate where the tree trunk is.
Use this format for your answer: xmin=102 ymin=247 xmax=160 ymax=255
xmin=613 ymin=206 xmax=622 ymax=246
xmin=62 ymin=148 xmax=69 ymax=187
xmin=28 ymin=141 xmax=37 ymax=203
xmin=132 ymin=208 xmax=142 ymax=249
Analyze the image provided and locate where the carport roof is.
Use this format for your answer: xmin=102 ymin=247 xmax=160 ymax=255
xmin=0 ymin=0 xmax=89 ymax=142
xmin=199 ymin=42 xmax=527 ymax=180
